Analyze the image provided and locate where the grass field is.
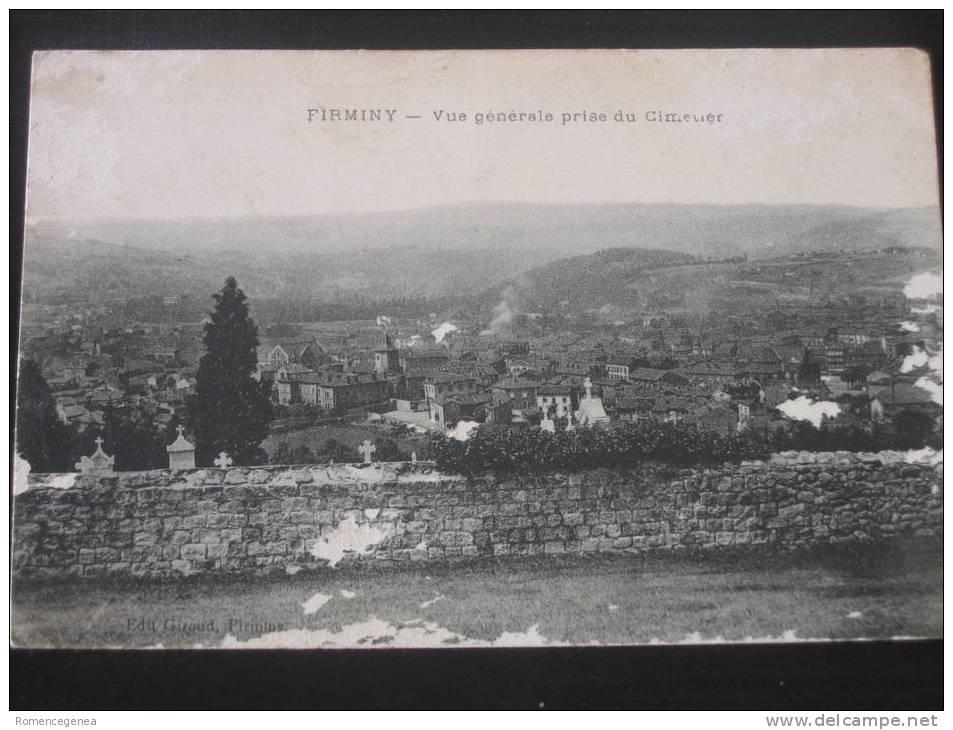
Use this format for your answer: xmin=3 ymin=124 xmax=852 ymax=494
xmin=11 ymin=537 xmax=941 ymax=649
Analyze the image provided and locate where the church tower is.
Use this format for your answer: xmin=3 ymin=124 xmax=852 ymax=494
xmin=374 ymin=329 xmax=400 ymax=376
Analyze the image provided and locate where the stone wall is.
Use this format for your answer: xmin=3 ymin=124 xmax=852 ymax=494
xmin=12 ymin=451 xmax=943 ymax=581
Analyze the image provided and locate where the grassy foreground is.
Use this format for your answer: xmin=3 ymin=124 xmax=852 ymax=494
xmin=11 ymin=537 xmax=941 ymax=649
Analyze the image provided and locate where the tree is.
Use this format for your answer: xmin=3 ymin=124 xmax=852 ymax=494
xmin=70 ymin=408 xmax=168 ymax=472
xmin=187 ymin=277 xmax=273 ymax=465
xmin=892 ymin=409 xmax=936 ymax=450
xmin=797 ymin=349 xmax=822 ymax=385
xmin=15 ymin=359 xmax=73 ymax=472
xmin=106 ymin=408 xmax=168 ymax=471
xmin=372 ymin=437 xmax=406 ymax=462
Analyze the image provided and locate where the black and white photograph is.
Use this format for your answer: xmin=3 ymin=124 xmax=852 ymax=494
xmin=8 ymin=30 xmax=943 ymax=710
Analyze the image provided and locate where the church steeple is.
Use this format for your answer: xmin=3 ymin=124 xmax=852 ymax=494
xmin=373 ymin=326 xmax=400 ymax=375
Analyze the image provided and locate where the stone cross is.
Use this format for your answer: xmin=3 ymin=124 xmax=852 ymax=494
xmin=75 ymin=437 xmax=114 ymax=474
xmin=214 ymin=451 xmax=233 ymax=468
xmin=176 ymin=424 xmax=185 ymax=438
xmin=359 ymin=439 xmax=376 ymax=463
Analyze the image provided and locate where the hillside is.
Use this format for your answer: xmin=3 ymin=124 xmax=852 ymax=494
xmin=481 ymin=245 xmax=942 ymax=316
xmin=19 ymin=202 xmax=942 ymax=311
xmin=26 ymin=202 xmax=941 ymax=259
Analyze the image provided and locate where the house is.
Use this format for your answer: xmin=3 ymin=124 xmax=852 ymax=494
xmin=310 ymin=332 xmax=350 ymax=352
xmin=870 ymin=384 xmax=941 ymax=423
xmin=57 ymin=402 xmax=90 ymax=425
xmin=255 ymin=363 xmax=279 ymax=384
xmin=613 ymin=396 xmax=654 ymax=423
xmin=558 ymin=363 xmax=596 ymax=381
xmin=605 ymin=356 xmax=639 ymax=380
xmin=864 ymin=370 xmax=893 ymax=395
xmin=262 ymin=339 xmax=326 ymax=371
xmin=823 ymin=343 xmax=847 ymax=375
xmin=429 ymin=392 xmax=492 ymax=430
xmin=536 ymin=385 xmax=573 ymax=420
xmin=822 ymin=375 xmax=854 ymax=397
xmin=423 ymin=374 xmax=482 ymax=403
xmin=506 ymin=359 xmax=533 ymax=377
xmin=685 ymin=402 xmax=739 ymax=435
xmin=498 ymin=341 xmax=530 ymax=357
xmin=648 ymin=394 xmax=696 ymax=424
xmin=308 ymin=372 xmax=390 ymax=413
xmin=275 ymin=368 xmax=318 ymax=406
xmin=386 ymin=373 xmax=428 ymax=402
xmin=491 ymin=376 xmax=540 ymax=404
xmin=401 ymin=348 xmax=451 ymax=375
xmin=628 ymin=368 xmax=690 ymax=390
xmin=149 ymin=346 xmax=181 ymax=363
xmin=760 ymin=382 xmax=793 ymax=409
xmin=295 ymin=373 xmax=327 ymax=406
xmin=734 ymin=344 xmax=784 ymax=382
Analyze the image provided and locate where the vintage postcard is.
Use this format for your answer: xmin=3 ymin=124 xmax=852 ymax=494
xmin=12 ymin=49 xmax=942 ymax=649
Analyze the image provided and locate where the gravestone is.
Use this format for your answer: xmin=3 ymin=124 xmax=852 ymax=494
xmin=359 ymin=440 xmax=376 ymax=463
xmin=75 ymin=437 xmax=115 ymax=474
xmin=166 ymin=425 xmax=196 ymax=470
xmin=214 ymin=452 xmax=233 ymax=468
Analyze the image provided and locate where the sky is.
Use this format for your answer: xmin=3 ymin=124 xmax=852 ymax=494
xmin=25 ymin=48 xmax=940 ymax=220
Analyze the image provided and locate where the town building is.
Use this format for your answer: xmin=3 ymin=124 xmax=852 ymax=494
xmin=429 ymin=391 xmax=492 ymax=430
xmin=536 ymin=385 xmax=573 ymax=420
xmin=373 ymin=330 xmax=401 ymax=376
xmin=262 ymin=339 xmax=326 ymax=371
xmin=423 ymin=374 xmax=482 ymax=403
xmin=401 ymin=348 xmax=451 ymax=375
xmin=309 ymin=371 xmax=391 ymax=413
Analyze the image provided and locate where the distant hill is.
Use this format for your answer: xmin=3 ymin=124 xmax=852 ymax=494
xmin=25 ymin=202 xmax=942 ymax=259
xmin=20 ymin=203 xmax=942 ymax=308
xmin=476 ymin=244 xmax=942 ymax=317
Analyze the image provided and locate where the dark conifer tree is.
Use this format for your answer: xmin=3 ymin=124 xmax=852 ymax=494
xmin=15 ymin=358 xmax=73 ymax=472
xmin=95 ymin=407 xmax=167 ymax=471
xmin=188 ymin=277 xmax=272 ymax=465
xmin=797 ymin=349 xmax=822 ymax=385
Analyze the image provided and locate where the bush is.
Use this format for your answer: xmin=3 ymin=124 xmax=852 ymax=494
xmin=429 ymin=421 xmax=771 ymax=475
xmin=429 ymin=416 xmax=939 ymax=475
xmin=314 ymin=438 xmax=358 ymax=463
xmin=372 ymin=437 xmax=407 ymax=462
xmin=270 ymin=442 xmax=316 ymax=465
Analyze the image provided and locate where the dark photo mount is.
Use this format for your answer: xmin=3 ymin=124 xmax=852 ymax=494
xmin=9 ymin=10 xmax=943 ymax=712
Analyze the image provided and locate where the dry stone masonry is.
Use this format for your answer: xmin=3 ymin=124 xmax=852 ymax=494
xmin=12 ymin=451 xmax=943 ymax=581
